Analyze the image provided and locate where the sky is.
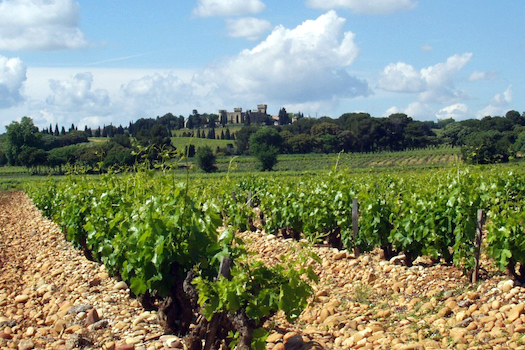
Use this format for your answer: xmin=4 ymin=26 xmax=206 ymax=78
xmin=0 ymin=0 xmax=524 ymax=130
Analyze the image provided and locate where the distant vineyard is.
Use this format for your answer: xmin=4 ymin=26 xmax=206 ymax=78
xmin=213 ymin=146 xmax=461 ymax=173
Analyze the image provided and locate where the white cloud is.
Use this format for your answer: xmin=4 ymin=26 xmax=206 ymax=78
xmin=384 ymin=102 xmax=434 ymax=120
xmin=121 ymin=72 xmax=191 ymax=110
xmin=0 ymin=55 xmax=27 ymax=108
xmin=436 ymin=103 xmax=469 ymax=120
xmin=193 ymin=0 xmax=265 ymax=17
xmin=421 ymin=44 xmax=433 ymax=51
xmin=378 ymin=62 xmax=424 ymax=93
xmin=306 ymin=0 xmax=417 ymax=15
xmin=379 ymin=53 xmax=472 ymax=104
xmin=0 ymin=0 xmax=88 ymax=51
xmin=468 ymin=70 xmax=497 ymax=82
xmin=46 ymin=72 xmax=110 ymax=116
xmin=195 ymin=11 xmax=369 ymax=105
xmin=420 ymin=53 xmax=471 ymax=90
xmin=226 ymin=17 xmax=272 ymax=40
xmin=404 ymin=102 xmax=433 ymax=119
xmin=476 ymin=86 xmax=512 ymax=119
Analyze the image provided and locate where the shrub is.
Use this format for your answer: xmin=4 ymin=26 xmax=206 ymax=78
xmin=196 ymin=146 xmax=217 ymax=173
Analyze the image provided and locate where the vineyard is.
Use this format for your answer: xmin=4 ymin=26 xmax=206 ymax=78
xmin=24 ymin=164 xmax=525 ymax=348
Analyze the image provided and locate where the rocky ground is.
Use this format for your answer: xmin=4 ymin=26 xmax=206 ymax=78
xmin=1 ymin=191 xmax=525 ymax=350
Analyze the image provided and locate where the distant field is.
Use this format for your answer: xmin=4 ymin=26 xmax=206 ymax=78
xmin=88 ymin=137 xmax=109 ymax=143
xmin=171 ymin=137 xmax=234 ymax=152
xmin=172 ymin=125 xmax=242 ymax=137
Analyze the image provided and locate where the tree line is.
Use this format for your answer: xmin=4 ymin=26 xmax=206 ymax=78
xmin=2 ymin=108 xmax=525 ymax=173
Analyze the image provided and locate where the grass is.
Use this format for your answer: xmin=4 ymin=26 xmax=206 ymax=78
xmin=171 ymin=125 xmax=243 ymax=137
xmin=171 ymin=137 xmax=234 ymax=151
xmin=352 ymin=282 xmax=373 ymax=304
xmin=87 ymin=137 xmax=109 ymax=143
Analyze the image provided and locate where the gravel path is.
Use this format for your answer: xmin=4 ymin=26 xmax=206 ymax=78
xmin=1 ymin=192 xmax=525 ymax=349
xmin=0 ymin=192 xmax=164 ymax=350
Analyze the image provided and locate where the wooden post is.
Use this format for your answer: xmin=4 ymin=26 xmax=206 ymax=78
xmin=352 ymin=198 xmax=360 ymax=257
xmin=218 ymin=256 xmax=232 ymax=280
xmin=472 ymin=209 xmax=485 ymax=283
xmin=232 ymin=190 xmax=236 ymax=201
xmin=247 ymin=191 xmax=253 ymax=207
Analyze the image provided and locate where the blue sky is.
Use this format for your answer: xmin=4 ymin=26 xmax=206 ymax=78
xmin=0 ymin=0 xmax=523 ymax=129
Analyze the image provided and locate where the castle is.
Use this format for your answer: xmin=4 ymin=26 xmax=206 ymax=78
xmin=219 ymin=104 xmax=268 ymax=124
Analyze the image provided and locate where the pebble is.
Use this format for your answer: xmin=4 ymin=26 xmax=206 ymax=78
xmin=85 ymin=308 xmax=100 ymax=326
xmin=89 ymin=319 xmax=109 ymax=330
xmin=125 ymin=337 xmax=142 ymax=345
xmin=18 ymin=340 xmax=35 ymax=350
xmin=14 ymin=294 xmax=29 ymax=304
xmin=0 ymin=332 xmax=12 ymax=340
xmin=507 ymin=304 xmax=525 ymax=322
xmin=68 ymin=304 xmax=93 ymax=315
xmin=165 ymin=338 xmax=183 ymax=348
xmin=499 ymin=280 xmax=514 ymax=293
xmin=114 ymin=281 xmax=128 ymax=290
xmin=334 ymin=251 xmax=347 ymax=260
xmin=266 ymin=333 xmax=284 ymax=343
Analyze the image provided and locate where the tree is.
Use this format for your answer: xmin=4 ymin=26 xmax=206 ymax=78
xmin=506 ymin=110 xmax=524 ymax=126
xmin=285 ymin=134 xmax=317 ymax=154
xmin=185 ymin=145 xmax=196 ymax=158
xmin=514 ymin=131 xmax=525 ymax=155
xmin=5 ymin=117 xmax=41 ymax=166
xmin=278 ymin=107 xmax=291 ymax=125
xmin=196 ymin=146 xmax=217 ymax=173
xmin=311 ymin=122 xmax=342 ymax=137
xmin=461 ymin=131 xmax=514 ymax=164
xmin=18 ymin=147 xmax=47 ymax=170
xmin=249 ymin=128 xmax=283 ymax=171
xmin=235 ymin=126 xmax=259 ymax=154
xmin=111 ymin=134 xmax=132 ymax=148
xmin=338 ymin=130 xmax=358 ymax=152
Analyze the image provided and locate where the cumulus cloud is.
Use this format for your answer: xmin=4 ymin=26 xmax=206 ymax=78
xmin=0 ymin=0 xmax=88 ymax=51
xmin=476 ymin=86 xmax=512 ymax=119
xmin=379 ymin=53 xmax=472 ymax=103
xmin=120 ymin=72 xmax=194 ymax=117
xmin=195 ymin=11 xmax=369 ymax=105
xmin=385 ymin=102 xmax=433 ymax=120
xmin=46 ymin=72 xmax=110 ymax=114
xmin=378 ymin=62 xmax=423 ymax=93
xmin=306 ymin=0 xmax=417 ymax=15
xmin=226 ymin=17 xmax=272 ymax=40
xmin=193 ymin=0 xmax=265 ymax=17
xmin=0 ymin=55 xmax=27 ymax=108
xmin=436 ymin=103 xmax=469 ymax=120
